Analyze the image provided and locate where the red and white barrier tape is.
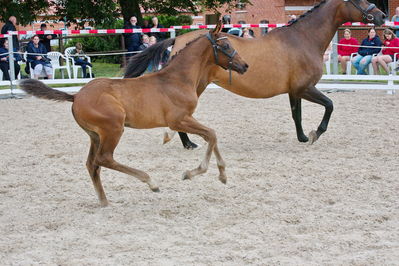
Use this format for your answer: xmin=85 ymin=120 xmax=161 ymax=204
xmin=2 ymin=22 xmax=399 ymax=36
xmin=0 ymin=34 xmax=10 ymax=38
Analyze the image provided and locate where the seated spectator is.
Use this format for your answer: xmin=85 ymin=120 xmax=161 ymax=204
xmin=72 ymin=42 xmax=93 ymax=78
xmin=242 ymin=28 xmax=254 ymax=38
xmin=351 ymin=28 xmax=382 ymax=75
xmin=338 ymin=29 xmax=359 ymax=74
xmin=26 ymin=35 xmax=53 ymax=79
xmin=0 ymin=39 xmax=21 ymax=80
xmin=139 ymin=34 xmax=150 ymax=50
xmin=149 ymin=36 xmax=157 ymax=46
xmin=391 ymin=7 xmax=399 ymax=36
xmin=372 ymin=29 xmax=399 ymax=75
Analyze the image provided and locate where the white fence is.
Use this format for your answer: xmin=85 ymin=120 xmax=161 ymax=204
xmin=0 ymin=75 xmax=397 ymax=97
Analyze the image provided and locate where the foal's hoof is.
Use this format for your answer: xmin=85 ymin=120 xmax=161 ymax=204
xmin=219 ymin=175 xmax=227 ymax=184
xmin=183 ymin=142 xmax=199 ymax=150
xmin=182 ymin=171 xmax=192 ymax=180
xmin=99 ymin=200 xmax=109 ymax=207
xmin=308 ymin=130 xmax=318 ymax=145
xmin=163 ymin=132 xmax=172 ymax=144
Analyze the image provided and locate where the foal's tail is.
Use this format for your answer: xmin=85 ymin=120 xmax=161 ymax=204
xmin=124 ymin=38 xmax=175 ymax=78
xmin=19 ymin=79 xmax=74 ymax=102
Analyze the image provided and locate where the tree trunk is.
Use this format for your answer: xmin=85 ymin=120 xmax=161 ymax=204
xmin=118 ymin=0 xmax=143 ymax=25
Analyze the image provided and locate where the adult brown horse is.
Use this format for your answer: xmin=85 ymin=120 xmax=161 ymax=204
xmin=19 ymin=23 xmax=248 ymax=207
xmin=125 ymin=0 xmax=386 ymax=149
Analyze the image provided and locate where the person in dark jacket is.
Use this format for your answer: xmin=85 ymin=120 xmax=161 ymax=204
xmin=26 ymin=35 xmax=53 ymax=79
xmin=351 ymin=28 xmax=382 ymax=75
xmin=1 ymin=16 xmax=19 ymax=50
xmin=0 ymin=39 xmax=21 ymax=80
xmin=123 ymin=16 xmax=142 ymax=58
xmin=38 ymin=23 xmax=57 ymax=52
xmin=149 ymin=17 xmax=166 ymax=41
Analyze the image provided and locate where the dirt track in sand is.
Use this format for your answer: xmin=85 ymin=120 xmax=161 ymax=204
xmin=0 ymin=88 xmax=398 ymax=265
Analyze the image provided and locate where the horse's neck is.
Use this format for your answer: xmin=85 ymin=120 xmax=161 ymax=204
xmin=288 ymin=0 xmax=349 ymax=53
xmin=164 ymin=37 xmax=214 ymax=87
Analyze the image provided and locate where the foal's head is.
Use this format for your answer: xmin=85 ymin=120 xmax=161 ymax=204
xmin=207 ymin=22 xmax=248 ymax=75
xmin=342 ymin=0 xmax=386 ymax=26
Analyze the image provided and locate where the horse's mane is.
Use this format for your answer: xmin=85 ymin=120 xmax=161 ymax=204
xmin=286 ymin=0 xmax=328 ymax=26
xmin=161 ymin=35 xmax=203 ymax=69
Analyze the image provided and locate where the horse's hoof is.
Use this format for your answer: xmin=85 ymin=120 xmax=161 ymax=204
xmin=219 ymin=175 xmax=227 ymax=184
xmin=184 ymin=142 xmax=198 ymax=150
xmin=308 ymin=130 xmax=318 ymax=144
xmin=298 ymin=135 xmax=309 ymax=143
xmin=151 ymin=187 xmax=160 ymax=192
xmin=182 ymin=171 xmax=192 ymax=180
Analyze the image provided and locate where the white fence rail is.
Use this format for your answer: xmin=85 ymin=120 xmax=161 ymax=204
xmin=1 ymin=75 xmax=398 ymax=97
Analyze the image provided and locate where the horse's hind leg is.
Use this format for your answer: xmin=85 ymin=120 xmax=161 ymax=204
xmin=178 ymin=132 xmax=198 ymax=150
xmin=289 ymin=93 xmax=309 ymax=143
xmin=299 ymin=86 xmax=334 ymax=144
xmin=171 ymin=116 xmax=226 ymax=183
xmin=86 ymin=131 xmax=108 ymax=207
xmin=95 ymin=126 xmax=160 ymax=193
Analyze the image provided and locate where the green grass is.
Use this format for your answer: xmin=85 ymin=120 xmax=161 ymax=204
xmin=1 ymin=62 xmax=123 ymax=89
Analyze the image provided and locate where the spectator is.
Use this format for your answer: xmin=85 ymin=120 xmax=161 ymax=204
xmin=26 ymin=35 xmax=53 ymax=79
xmin=221 ymin=15 xmax=231 ymax=33
xmin=150 ymin=17 xmax=166 ymax=41
xmin=391 ymin=7 xmax=399 ymax=36
xmin=372 ymin=29 xmax=399 ymax=75
xmin=149 ymin=36 xmax=157 ymax=46
xmin=0 ymin=39 xmax=21 ymax=80
xmin=260 ymin=19 xmax=269 ymax=36
xmin=142 ymin=19 xmax=152 ymax=29
xmin=72 ymin=42 xmax=93 ymax=78
xmin=288 ymin=15 xmax=297 ymax=25
xmin=38 ymin=23 xmax=57 ymax=52
xmin=139 ymin=34 xmax=150 ymax=50
xmin=337 ymin=29 xmax=359 ymax=74
xmin=351 ymin=28 xmax=382 ymax=75
xmin=123 ymin=16 xmax=142 ymax=58
xmin=1 ymin=16 xmax=19 ymax=50
xmin=242 ymin=28 xmax=254 ymax=38
xmin=227 ymin=20 xmax=249 ymax=37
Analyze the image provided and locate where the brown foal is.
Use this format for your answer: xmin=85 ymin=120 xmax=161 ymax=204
xmin=19 ymin=23 xmax=248 ymax=207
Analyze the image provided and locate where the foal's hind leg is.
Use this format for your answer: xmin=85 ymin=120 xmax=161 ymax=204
xmin=299 ymin=86 xmax=334 ymax=144
xmin=86 ymin=132 xmax=108 ymax=206
xmin=95 ymin=126 xmax=160 ymax=193
xmin=171 ymin=116 xmax=226 ymax=183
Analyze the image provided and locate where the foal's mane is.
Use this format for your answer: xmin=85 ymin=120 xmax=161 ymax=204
xmin=286 ymin=0 xmax=328 ymax=26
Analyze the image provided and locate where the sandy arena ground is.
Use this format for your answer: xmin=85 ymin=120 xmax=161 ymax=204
xmin=0 ymin=88 xmax=398 ymax=265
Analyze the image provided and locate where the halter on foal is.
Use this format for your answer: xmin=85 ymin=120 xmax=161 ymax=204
xmin=19 ymin=22 xmax=248 ymax=207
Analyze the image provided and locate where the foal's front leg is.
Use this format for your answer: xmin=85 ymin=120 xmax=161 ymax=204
xmin=171 ymin=116 xmax=227 ymax=183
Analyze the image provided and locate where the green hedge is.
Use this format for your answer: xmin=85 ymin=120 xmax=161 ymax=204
xmin=65 ymin=15 xmax=193 ymax=63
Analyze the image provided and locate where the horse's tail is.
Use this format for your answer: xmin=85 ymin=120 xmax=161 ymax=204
xmin=124 ymin=38 xmax=175 ymax=78
xmin=19 ymin=79 xmax=74 ymax=102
